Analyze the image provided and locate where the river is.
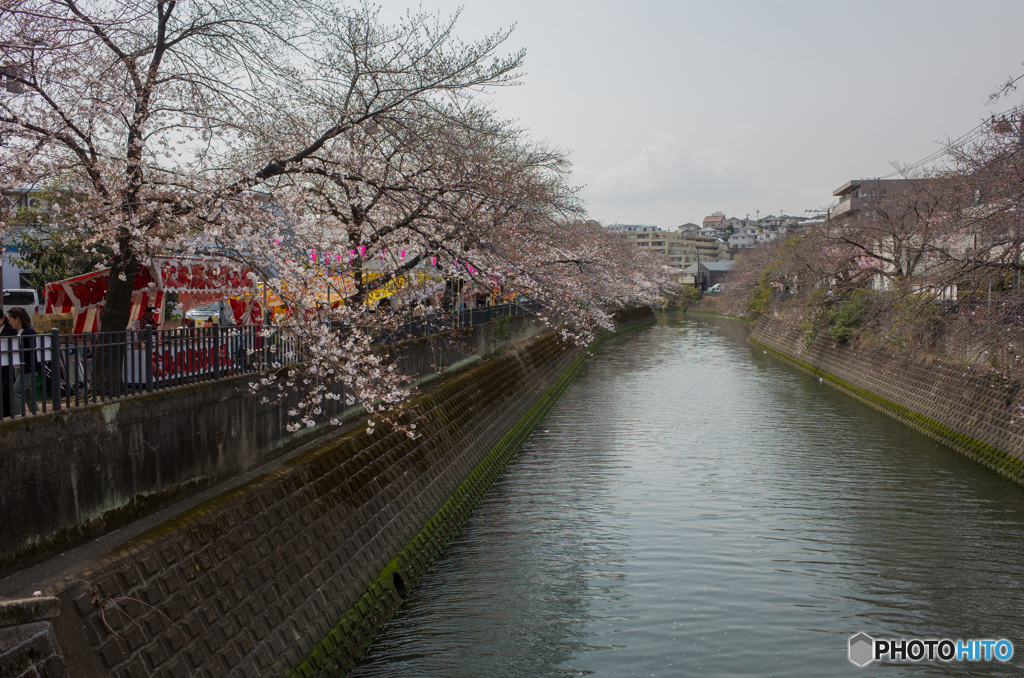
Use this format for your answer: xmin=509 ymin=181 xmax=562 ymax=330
xmin=350 ymin=313 xmax=1024 ymax=677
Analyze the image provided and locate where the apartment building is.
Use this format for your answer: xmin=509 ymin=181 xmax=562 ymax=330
xmin=613 ymin=227 xmax=729 ymax=270
xmin=606 ymin=223 xmax=663 ymax=233
xmin=830 ymin=178 xmax=954 ymax=225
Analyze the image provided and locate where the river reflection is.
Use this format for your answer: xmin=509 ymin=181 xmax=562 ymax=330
xmin=350 ymin=313 xmax=1024 ymax=677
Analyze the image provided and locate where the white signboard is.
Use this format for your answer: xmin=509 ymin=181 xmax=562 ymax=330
xmin=0 ymin=335 xmax=54 ymax=367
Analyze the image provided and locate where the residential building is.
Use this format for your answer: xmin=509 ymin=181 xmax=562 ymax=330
xmin=606 ymin=224 xmax=663 ymax=233
xmin=759 ymin=214 xmax=808 ymax=229
xmin=728 ymin=232 xmax=756 ymax=249
xmin=683 ymin=261 xmax=735 ymax=291
xmin=1 ymin=188 xmax=64 ymax=289
xmin=829 ymin=177 xmax=969 ymax=293
xmin=613 ymin=228 xmax=729 ymax=270
xmin=829 ymin=178 xmax=954 ymax=225
xmin=703 ymin=214 xmax=726 ymax=231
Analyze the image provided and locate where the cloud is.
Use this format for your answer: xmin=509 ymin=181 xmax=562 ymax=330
xmin=578 ymin=134 xmax=754 ymax=206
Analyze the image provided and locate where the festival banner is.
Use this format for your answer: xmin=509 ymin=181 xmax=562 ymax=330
xmin=46 ymin=265 xmax=157 ymax=312
xmin=150 ymin=257 xmax=255 ymax=294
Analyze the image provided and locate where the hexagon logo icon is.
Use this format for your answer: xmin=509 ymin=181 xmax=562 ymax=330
xmin=849 ymin=633 xmax=874 ymax=666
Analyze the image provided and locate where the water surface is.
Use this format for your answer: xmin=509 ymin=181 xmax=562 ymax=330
xmin=351 ymin=313 xmax=1024 ymax=677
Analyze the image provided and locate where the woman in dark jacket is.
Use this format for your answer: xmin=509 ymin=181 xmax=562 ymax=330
xmin=0 ymin=311 xmax=16 ymax=417
xmin=7 ymin=307 xmax=37 ymax=415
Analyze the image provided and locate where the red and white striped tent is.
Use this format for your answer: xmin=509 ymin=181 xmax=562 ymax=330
xmin=44 ymin=266 xmax=165 ymax=333
xmin=44 ymin=257 xmax=258 ymax=333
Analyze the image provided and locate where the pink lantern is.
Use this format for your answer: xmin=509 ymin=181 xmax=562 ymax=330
xmin=400 ymin=250 xmax=406 ymax=261
xmin=360 ymin=246 xmax=366 ymax=257
xmin=431 ymin=256 xmax=437 ymax=266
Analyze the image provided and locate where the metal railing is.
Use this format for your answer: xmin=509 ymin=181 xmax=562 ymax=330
xmin=366 ymin=300 xmax=541 ymax=345
xmin=0 ymin=301 xmax=540 ymax=421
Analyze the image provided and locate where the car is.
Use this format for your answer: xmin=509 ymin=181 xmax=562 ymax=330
xmin=186 ymin=301 xmax=223 ymax=323
xmin=707 ymin=283 xmax=722 ymax=294
xmin=3 ymin=288 xmax=41 ymax=317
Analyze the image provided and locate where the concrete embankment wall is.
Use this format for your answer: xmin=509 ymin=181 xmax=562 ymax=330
xmin=1 ymin=307 xmax=654 ymax=678
xmin=750 ymin=315 xmax=1024 ymax=483
xmin=0 ymin=314 xmax=546 ymax=574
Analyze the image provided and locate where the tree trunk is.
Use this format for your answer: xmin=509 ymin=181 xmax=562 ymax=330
xmin=99 ymin=242 xmax=139 ymax=333
xmin=96 ymin=239 xmax=138 ymax=397
xmin=350 ymin=256 xmax=366 ymax=309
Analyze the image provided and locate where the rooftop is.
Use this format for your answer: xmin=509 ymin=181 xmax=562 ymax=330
xmin=683 ymin=261 xmax=735 ymax=273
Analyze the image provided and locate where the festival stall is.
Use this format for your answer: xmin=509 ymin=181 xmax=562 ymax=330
xmin=43 ymin=257 xmax=262 ymax=332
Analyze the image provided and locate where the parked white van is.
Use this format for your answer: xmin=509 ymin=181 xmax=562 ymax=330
xmin=2 ymin=289 xmax=42 ymax=317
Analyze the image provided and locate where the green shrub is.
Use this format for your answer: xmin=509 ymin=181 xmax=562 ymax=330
xmin=663 ymin=285 xmax=702 ymax=309
xmin=492 ymin=313 xmax=512 ymax=343
xmin=799 ymin=288 xmax=873 ymax=348
xmin=745 ymin=269 xmax=776 ymax=319
xmin=828 ymin=290 xmax=871 ymax=343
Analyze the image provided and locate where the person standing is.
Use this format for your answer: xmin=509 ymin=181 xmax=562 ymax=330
xmin=7 ymin=307 xmax=37 ymax=415
xmin=139 ymin=305 xmax=157 ymax=328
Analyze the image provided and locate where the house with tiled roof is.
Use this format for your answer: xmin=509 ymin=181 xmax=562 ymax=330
xmin=703 ymin=214 xmax=726 ymax=230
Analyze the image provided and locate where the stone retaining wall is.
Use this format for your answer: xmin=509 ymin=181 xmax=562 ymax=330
xmin=0 ymin=597 xmax=67 ymax=678
xmin=3 ymin=307 xmax=654 ymax=678
xmin=0 ymin=314 xmax=546 ymax=574
xmin=750 ymin=315 xmax=1024 ymax=483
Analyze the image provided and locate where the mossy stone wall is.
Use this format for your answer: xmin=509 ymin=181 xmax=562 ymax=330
xmin=0 ymin=314 xmax=547 ymax=575
xmin=750 ymin=316 xmax=1024 ymax=484
xmin=27 ymin=308 xmax=655 ymax=678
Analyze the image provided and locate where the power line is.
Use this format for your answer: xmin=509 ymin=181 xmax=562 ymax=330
xmin=877 ymin=106 xmax=1020 ymax=179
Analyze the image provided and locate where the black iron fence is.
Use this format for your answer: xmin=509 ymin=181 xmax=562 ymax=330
xmin=368 ymin=300 xmax=541 ymax=345
xmin=0 ymin=301 xmax=540 ymax=421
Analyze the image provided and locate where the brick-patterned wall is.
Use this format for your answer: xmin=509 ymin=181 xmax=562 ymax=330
xmin=20 ymin=308 xmax=655 ymax=678
xmin=751 ymin=316 xmax=1024 ymax=482
xmin=0 ymin=597 xmax=67 ymax=678
xmin=0 ymin=313 xmax=546 ymax=575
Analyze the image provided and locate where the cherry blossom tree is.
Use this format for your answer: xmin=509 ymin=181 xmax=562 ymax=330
xmin=0 ymin=0 xmax=525 ymax=330
xmin=1 ymin=0 xmax=668 ymax=429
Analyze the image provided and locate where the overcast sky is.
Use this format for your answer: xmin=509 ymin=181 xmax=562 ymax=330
xmin=382 ymin=1 xmax=1024 ymax=228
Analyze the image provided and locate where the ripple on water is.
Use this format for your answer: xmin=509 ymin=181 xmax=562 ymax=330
xmin=349 ymin=314 xmax=1024 ymax=677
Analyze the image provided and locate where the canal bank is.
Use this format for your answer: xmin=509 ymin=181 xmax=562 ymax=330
xmin=0 ymin=308 xmax=655 ymax=678
xmin=750 ymin=315 xmax=1024 ymax=485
